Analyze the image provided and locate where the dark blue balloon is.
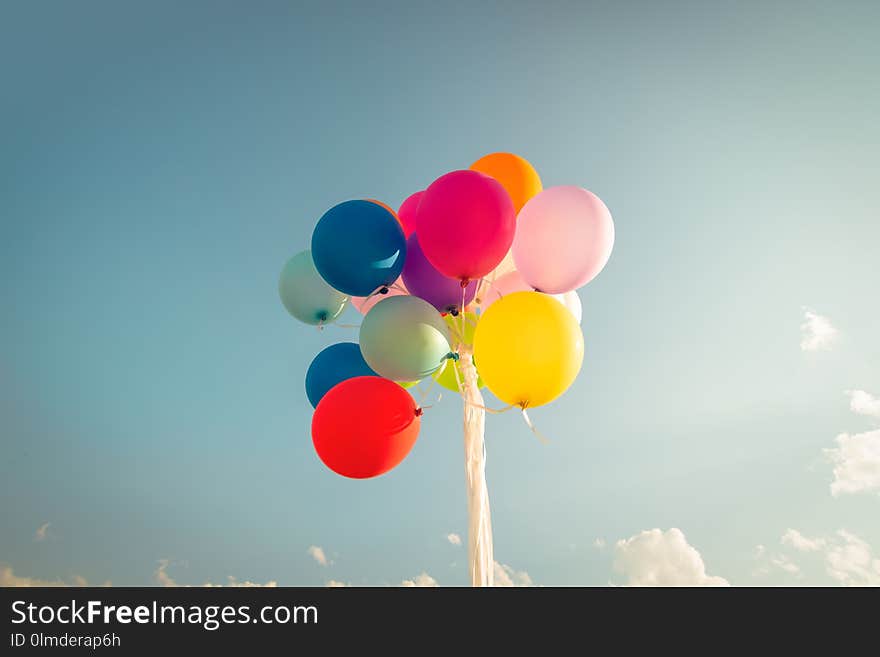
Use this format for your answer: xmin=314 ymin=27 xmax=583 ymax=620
xmin=305 ymin=342 xmax=378 ymax=408
xmin=311 ymin=200 xmax=406 ymax=296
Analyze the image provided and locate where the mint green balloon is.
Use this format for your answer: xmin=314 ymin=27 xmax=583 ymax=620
xmin=359 ymin=296 xmax=451 ymax=381
xmin=279 ymin=250 xmax=348 ymax=325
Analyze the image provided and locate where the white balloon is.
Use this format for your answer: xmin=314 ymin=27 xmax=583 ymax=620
xmin=550 ymin=290 xmax=582 ymax=325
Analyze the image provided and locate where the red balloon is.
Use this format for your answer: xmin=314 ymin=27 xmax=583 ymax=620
xmin=396 ymin=191 xmax=423 ymax=238
xmin=311 ymin=376 xmax=421 ymax=479
xmin=416 ymin=170 xmax=515 ymax=281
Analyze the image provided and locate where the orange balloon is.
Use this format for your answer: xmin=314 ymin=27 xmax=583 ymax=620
xmin=470 ymin=152 xmax=542 ymax=213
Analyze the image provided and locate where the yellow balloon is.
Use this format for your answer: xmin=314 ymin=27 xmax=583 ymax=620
xmin=473 ymin=291 xmax=583 ymax=408
xmin=433 ymin=313 xmax=485 ymax=393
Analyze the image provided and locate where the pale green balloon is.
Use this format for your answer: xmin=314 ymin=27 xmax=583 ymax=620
xmin=359 ymin=296 xmax=451 ymax=381
xmin=278 ymin=250 xmax=348 ymax=325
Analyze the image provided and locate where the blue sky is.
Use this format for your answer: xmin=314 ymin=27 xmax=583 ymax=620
xmin=1 ymin=0 xmax=878 ymax=586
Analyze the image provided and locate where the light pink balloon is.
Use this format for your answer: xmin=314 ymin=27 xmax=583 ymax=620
xmin=512 ymin=186 xmax=614 ymax=294
xmin=479 ymin=270 xmax=582 ymax=324
xmin=350 ymin=277 xmax=408 ymax=314
xmin=478 ymin=270 xmax=531 ymax=310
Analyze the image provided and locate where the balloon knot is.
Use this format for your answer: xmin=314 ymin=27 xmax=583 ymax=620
xmin=446 ymin=352 xmax=460 ymax=362
xmin=379 ymin=286 xmax=389 ymax=295
xmin=449 ymin=308 xmax=459 ymax=317
xmin=414 ymin=407 xmax=424 ymax=417
xmin=460 ymin=278 xmax=470 ymax=288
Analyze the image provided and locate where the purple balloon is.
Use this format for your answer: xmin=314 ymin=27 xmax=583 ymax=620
xmin=402 ymin=234 xmax=478 ymax=313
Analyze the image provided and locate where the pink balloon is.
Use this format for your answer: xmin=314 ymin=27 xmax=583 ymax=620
xmin=478 ymin=270 xmax=531 ymax=310
xmin=512 ymin=186 xmax=614 ymax=294
xmin=351 ymin=277 xmax=408 ymax=315
xmin=478 ymin=270 xmax=582 ymax=324
xmin=416 ymin=170 xmax=515 ymax=282
xmin=396 ymin=191 xmax=423 ymax=238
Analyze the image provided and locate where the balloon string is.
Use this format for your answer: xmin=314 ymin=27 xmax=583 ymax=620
xmin=468 ymin=401 xmax=514 ymax=415
xmin=520 ymin=407 xmax=550 ymax=444
xmin=447 ymin=319 xmax=464 ymax=347
xmin=460 ymin=283 xmax=467 ymax=346
xmin=389 ymin=282 xmax=407 ymax=293
xmin=417 ymin=363 xmax=442 ymax=408
xmin=331 ymin=322 xmax=361 ymax=329
xmin=481 ymin=276 xmax=506 ymax=301
xmin=450 ymin=348 xmax=464 ymax=394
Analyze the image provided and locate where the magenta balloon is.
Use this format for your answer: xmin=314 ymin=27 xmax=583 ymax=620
xmin=402 ymin=234 xmax=477 ymax=313
xmin=416 ymin=170 xmax=516 ymax=281
xmin=396 ymin=191 xmax=423 ymax=238
xmin=351 ymin=277 xmax=408 ymax=315
xmin=512 ymin=186 xmax=614 ymax=294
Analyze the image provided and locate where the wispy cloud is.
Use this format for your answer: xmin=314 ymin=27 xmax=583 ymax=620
xmin=326 ymin=580 xmax=348 ymax=587
xmin=593 ymin=538 xmax=606 ymax=549
xmin=776 ymin=530 xmax=880 ymax=586
xmin=307 ymin=545 xmax=329 ymax=566
xmin=446 ymin=533 xmax=462 ymax=546
xmin=1 ymin=564 xmax=88 ymax=587
xmin=34 ymin=522 xmax=51 ymax=542
xmin=800 ymin=307 xmax=838 ymax=352
xmin=770 ymin=554 xmax=802 ymax=577
xmin=781 ymin=529 xmax=825 ymax=552
xmin=613 ymin=528 xmax=729 ymax=586
xmin=154 ymin=559 xmax=276 ymax=587
xmin=825 ymin=530 xmax=880 ymax=586
xmin=494 ymin=562 xmax=533 ymax=587
xmin=401 ymin=572 xmax=438 ymax=587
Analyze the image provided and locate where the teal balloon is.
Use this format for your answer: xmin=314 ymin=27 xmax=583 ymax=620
xmin=305 ymin=342 xmax=377 ymax=408
xmin=359 ymin=296 xmax=451 ymax=381
xmin=311 ymin=200 xmax=406 ymax=296
xmin=278 ymin=250 xmax=347 ymax=325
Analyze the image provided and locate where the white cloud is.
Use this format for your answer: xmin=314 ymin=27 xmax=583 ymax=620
xmin=494 ymin=562 xmax=533 ymax=587
xmin=0 ymin=565 xmax=87 ymax=587
xmin=401 ymin=572 xmax=438 ymax=587
xmin=446 ymin=533 xmax=462 ymax=546
xmin=34 ymin=522 xmax=50 ymax=542
xmin=824 ymin=530 xmax=880 ymax=586
xmin=800 ymin=307 xmax=838 ymax=351
xmin=824 ymin=429 xmax=880 ymax=496
xmin=326 ymin=580 xmax=348 ymax=587
xmin=593 ymin=538 xmax=606 ymax=549
xmin=776 ymin=529 xmax=880 ymax=586
xmin=781 ymin=529 xmax=825 ymax=552
xmin=154 ymin=559 xmax=276 ymax=587
xmin=847 ymin=390 xmax=880 ymax=419
xmin=613 ymin=528 xmax=729 ymax=586
xmin=307 ymin=545 xmax=329 ymax=566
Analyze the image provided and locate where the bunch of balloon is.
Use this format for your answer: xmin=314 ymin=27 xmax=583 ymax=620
xmin=278 ymin=153 xmax=614 ymax=586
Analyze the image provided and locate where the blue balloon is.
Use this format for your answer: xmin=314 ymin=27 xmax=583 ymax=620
xmin=311 ymin=200 xmax=406 ymax=296
xmin=305 ymin=342 xmax=378 ymax=408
